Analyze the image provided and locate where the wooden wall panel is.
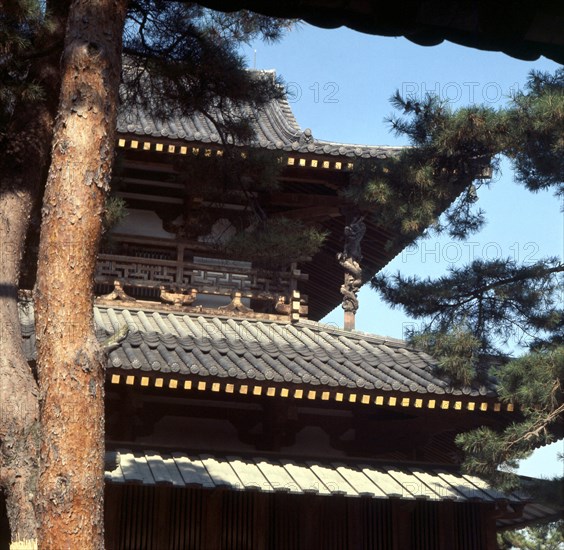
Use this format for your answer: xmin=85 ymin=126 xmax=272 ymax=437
xmin=220 ymin=491 xmax=258 ymax=550
xmin=411 ymin=500 xmax=439 ymax=550
xmin=454 ymin=501 xmax=489 ymax=550
xmin=319 ymin=494 xmax=347 ymax=550
xmin=105 ymin=486 xmax=496 ymax=550
xmin=267 ymin=493 xmax=300 ymax=549
xmin=437 ymin=501 xmax=455 ymax=550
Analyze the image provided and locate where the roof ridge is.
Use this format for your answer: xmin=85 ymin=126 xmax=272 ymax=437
xmin=298 ymin=318 xmax=414 ymax=349
xmin=90 ymin=303 xmax=410 ymax=346
xmin=90 ymin=303 xmax=433 ymax=354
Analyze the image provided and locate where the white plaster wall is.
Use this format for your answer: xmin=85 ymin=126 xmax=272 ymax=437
xmin=111 ymin=208 xmax=173 ymax=239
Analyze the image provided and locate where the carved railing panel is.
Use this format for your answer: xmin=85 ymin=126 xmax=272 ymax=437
xmin=96 ymin=235 xmax=308 ymax=321
xmin=96 ymin=255 xmax=302 ymax=293
xmin=97 ymin=257 xmax=179 ymax=285
xmin=191 ymin=269 xmax=252 ymax=292
xmin=95 ymin=236 xmax=308 ymax=319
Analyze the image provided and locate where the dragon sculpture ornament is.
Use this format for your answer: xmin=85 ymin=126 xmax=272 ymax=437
xmin=336 ymin=214 xmax=366 ymax=315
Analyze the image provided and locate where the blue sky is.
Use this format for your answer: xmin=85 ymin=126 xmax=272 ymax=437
xmin=242 ymin=25 xmax=563 ymax=478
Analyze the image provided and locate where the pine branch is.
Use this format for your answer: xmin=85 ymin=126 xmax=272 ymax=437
xmin=18 ymin=39 xmax=64 ymax=60
xmin=457 ymin=264 xmax=564 ymax=301
xmin=505 ymin=403 xmax=563 ymax=452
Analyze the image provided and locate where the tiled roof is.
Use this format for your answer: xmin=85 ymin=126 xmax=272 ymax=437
xmin=20 ymin=303 xmax=495 ymax=397
xmin=106 ymin=450 xmax=512 ymax=500
xmin=117 ymin=72 xmax=401 ymax=159
xmin=105 ymin=450 xmax=561 ymax=529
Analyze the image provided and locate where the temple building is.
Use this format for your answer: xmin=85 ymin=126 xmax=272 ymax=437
xmin=2 ymin=73 xmax=561 ymax=549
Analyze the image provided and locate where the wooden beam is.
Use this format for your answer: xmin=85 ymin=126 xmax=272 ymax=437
xmin=118 ymin=176 xmax=184 ymax=190
xmin=116 ymin=191 xmax=183 ymax=204
xmin=267 ymin=192 xmax=343 ymax=208
xmin=96 ymin=253 xmax=308 ymax=283
xmin=278 ymin=175 xmax=340 ymax=189
xmin=121 ymin=158 xmax=178 ymax=174
xmin=273 ymin=206 xmax=341 ymax=220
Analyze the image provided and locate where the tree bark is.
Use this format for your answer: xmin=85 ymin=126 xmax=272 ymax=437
xmin=0 ymin=6 xmax=68 ymax=547
xmin=34 ymin=1 xmax=127 ymax=548
xmin=0 ymin=188 xmax=39 ymax=550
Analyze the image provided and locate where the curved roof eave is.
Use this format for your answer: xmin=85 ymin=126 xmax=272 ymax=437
xmin=197 ymin=0 xmax=564 ymax=64
xmin=117 ymin=86 xmax=404 ymax=160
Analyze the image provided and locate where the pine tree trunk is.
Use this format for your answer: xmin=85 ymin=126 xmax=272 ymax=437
xmin=34 ymin=1 xmax=127 ymax=548
xmin=0 ymin=6 xmax=67 ymax=546
xmin=0 ymin=187 xmax=40 ymax=550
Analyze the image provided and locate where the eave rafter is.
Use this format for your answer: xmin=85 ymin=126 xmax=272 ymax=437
xmin=108 ymin=371 xmax=515 ymax=415
xmin=195 ymin=0 xmax=564 ymax=64
xmin=117 ymin=135 xmax=357 ymax=173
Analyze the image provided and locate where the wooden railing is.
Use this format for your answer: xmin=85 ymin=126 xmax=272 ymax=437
xmin=94 ymin=234 xmax=308 ymax=319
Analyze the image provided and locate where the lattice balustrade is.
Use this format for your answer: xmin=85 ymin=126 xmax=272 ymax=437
xmin=191 ymin=269 xmax=252 ymax=292
xmin=97 ymin=257 xmax=180 ymax=285
xmin=95 ymin=248 xmax=307 ymax=303
xmin=95 ymin=234 xmax=309 ymax=320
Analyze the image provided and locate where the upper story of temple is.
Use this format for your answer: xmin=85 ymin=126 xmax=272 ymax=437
xmin=91 ymin=74 xmax=466 ymax=329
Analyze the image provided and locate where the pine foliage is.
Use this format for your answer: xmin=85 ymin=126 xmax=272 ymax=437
xmin=164 ymin=149 xmax=328 ymax=266
xmin=505 ymin=69 xmax=564 ymax=196
xmin=122 ymin=2 xmax=290 ymax=142
xmin=2 ymin=1 xmax=312 ymax=269
xmin=0 ymin=0 xmax=56 ymax=170
xmin=116 ymin=4 xmax=326 ymax=268
xmin=455 ymin=347 xmax=563 ymax=492
xmin=173 ymin=148 xmax=284 ymax=201
xmin=498 ymin=520 xmax=564 ymax=550
xmin=345 ymin=93 xmax=505 ymax=241
xmin=1 ymin=1 xmax=293 ymax=154
xmin=409 ymin=329 xmax=482 ymax=386
xmin=0 ymin=0 xmax=47 ymax=124
xmin=370 ymin=70 xmax=564 ymax=495
xmin=225 ymin=217 xmax=327 ymax=269
xmin=116 ymin=4 xmax=315 ymax=266
xmin=347 ymin=68 xmax=564 ymax=245
xmin=373 ymin=258 xmax=563 ymax=355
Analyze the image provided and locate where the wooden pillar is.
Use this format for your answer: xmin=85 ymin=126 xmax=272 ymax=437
xmin=347 ymin=496 xmax=364 ymax=549
xmin=289 ymin=262 xmax=298 ymax=292
xmin=176 ymin=243 xmax=185 ymax=284
xmin=344 ymin=308 xmax=356 ymax=331
xmin=483 ymin=503 xmax=499 ymax=550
